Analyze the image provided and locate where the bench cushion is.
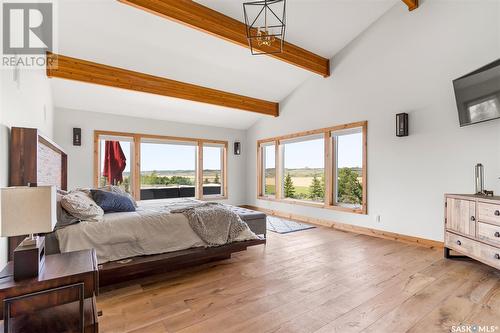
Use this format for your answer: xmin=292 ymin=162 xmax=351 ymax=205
xmin=225 ymin=206 xmax=267 ymax=236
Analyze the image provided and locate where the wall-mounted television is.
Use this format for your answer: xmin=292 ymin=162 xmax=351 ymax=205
xmin=453 ymin=59 xmax=500 ymax=127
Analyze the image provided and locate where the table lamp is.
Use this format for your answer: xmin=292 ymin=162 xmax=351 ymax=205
xmin=0 ymin=186 xmax=57 ymax=280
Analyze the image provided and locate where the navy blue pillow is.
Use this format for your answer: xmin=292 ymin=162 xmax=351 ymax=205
xmin=90 ymin=189 xmax=136 ymax=213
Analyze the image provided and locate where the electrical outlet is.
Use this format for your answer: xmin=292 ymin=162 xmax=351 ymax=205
xmin=375 ymin=215 xmax=381 ymax=223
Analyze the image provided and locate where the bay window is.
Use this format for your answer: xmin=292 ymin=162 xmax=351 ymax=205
xmin=97 ymin=135 xmax=134 ymax=195
xmin=281 ymin=135 xmax=325 ymax=202
xmin=202 ymin=143 xmax=226 ymax=197
xmin=332 ymin=127 xmax=364 ymax=209
xmin=140 ymin=140 xmax=197 ymax=200
xmin=94 ymin=131 xmax=228 ymax=201
xmin=259 ymin=142 xmax=276 ymax=197
xmin=258 ymin=121 xmax=367 ymax=214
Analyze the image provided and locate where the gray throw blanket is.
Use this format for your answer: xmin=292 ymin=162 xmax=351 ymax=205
xmin=171 ymin=202 xmax=248 ymax=246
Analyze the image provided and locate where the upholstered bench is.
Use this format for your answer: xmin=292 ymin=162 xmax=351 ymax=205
xmin=226 ymin=206 xmax=267 ymax=237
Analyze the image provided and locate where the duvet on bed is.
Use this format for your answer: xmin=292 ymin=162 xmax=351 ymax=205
xmin=56 ymin=198 xmax=258 ymax=264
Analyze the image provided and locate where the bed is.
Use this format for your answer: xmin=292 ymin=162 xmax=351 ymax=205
xmin=9 ymin=127 xmax=266 ymax=286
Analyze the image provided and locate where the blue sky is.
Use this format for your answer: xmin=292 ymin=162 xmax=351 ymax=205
xmin=284 ymin=138 xmax=324 ymax=169
xmin=102 ymin=133 xmax=362 ymax=173
xmin=337 ymin=133 xmax=363 ymax=168
xmin=101 ymin=141 xmax=221 ymax=172
xmin=265 ymin=133 xmax=362 ymax=169
xmin=141 ymin=143 xmax=196 ymax=171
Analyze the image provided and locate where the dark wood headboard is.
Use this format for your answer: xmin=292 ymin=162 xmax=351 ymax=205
xmin=8 ymin=127 xmax=68 ymax=259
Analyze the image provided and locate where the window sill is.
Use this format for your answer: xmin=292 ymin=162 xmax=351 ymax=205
xmin=257 ymin=196 xmax=366 ymax=215
xmin=200 ymin=195 xmax=228 ymax=201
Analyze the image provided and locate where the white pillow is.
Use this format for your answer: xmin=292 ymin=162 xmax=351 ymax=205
xmin=61 ymin=191 xmax=104 ymax=222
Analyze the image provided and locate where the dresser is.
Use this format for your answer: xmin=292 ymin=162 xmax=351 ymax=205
xmin=444 ymin=194 xmax=500 ymax=269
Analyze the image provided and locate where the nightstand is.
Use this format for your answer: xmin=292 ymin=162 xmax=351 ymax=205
xmin=0 ymin=249 xmax=99 ymax=333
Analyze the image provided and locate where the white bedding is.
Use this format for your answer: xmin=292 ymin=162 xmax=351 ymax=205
xmin=56 ymin=198 xmax=257 ymax=264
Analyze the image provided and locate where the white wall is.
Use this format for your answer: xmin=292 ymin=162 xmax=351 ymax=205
xmin=53 ymin=107 xmax=248 ymax=205
xmin=246 ymin=0 xmax=500 ymax=241
xmin=0 ymin=67 xmax=54 ymax=268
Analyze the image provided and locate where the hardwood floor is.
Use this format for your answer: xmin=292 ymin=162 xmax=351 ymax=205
xmin=97 ymin=226 xmax=500 ymax=333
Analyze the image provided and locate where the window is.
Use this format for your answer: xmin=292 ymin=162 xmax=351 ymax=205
xmin=257 ymin=121 xmax=367 ymax=214
xmin=97 ymin=136 xmax=134 ymax=194
xmin=260 ymin=143 xmax=276 ymax=197
xmin=202 ymin=144 xmax=225 ymax=197
xmin=332 ymin=128 xmax=363 ymax=209
xmin=94 ymin=131 xmax=228 ymax=201
xmin=140 ymin=140 xmax=197 ymax=200
xmin=282 ymin=135 xmax=324 ymax=202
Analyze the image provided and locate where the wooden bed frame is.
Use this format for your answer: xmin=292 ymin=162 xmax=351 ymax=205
xmin=9 ymin=127 xmax=266 ymax=287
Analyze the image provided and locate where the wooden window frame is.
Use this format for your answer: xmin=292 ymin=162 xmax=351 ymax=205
xmin=201 ymin=142 xmax=228 ymax=199
xmin=257 ymin=121 xmax=367 ymax=215
xmin=94 ymin=130 xmax=228 ymax=201
xmin=257 ymin=140 xmax=279 ymax=199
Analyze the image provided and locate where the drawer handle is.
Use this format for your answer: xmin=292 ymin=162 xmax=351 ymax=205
xmin=495 ymin=232 xmax=500 ymax=238
xmin=470 ymin=216 xmax=476 ymax=222
xmin=495 ymin=210 xmax=500 ymax=216
xmin=495 ymin=254 xmax=500 ymax=260
xmin=456 ymin=240 xmax=462 ymax=246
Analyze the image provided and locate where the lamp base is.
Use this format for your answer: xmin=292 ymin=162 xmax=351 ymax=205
xmin=13 ymin=236 xmax=45 ymax=281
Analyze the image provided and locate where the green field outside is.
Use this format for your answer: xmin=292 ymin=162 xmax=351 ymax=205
xmin=264 ymin=167 xmax=362 ymax=205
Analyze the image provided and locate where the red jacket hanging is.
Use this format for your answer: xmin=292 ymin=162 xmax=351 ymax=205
xmin=102 ymin=141 xmax=126 ymax=185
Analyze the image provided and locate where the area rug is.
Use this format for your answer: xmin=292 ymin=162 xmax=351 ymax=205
xmin=266 ymin=216 xmax=316 ymax=234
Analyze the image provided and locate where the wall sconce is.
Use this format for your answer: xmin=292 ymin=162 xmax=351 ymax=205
xmin=396 ymin=113 xmax=408 ymax=137
xmin=234 ymin=142 xmax=241 ymax=155
xmin=73 ymin=128 xmax=82 ymax=146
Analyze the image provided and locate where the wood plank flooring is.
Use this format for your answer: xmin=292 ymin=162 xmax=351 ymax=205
xmin=97 ymin=226 xmax=500 ymax=333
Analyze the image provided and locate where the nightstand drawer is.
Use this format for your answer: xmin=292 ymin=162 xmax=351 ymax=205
xmin=0 ymin=296 xmax=98 ymax=333
xmin=445 ymin=232 xmax=500 ymax=269
xmin=478 ymin=202 xmax=500 ymax=226
xmin=477 ymin=222 xmax=500 ymax=246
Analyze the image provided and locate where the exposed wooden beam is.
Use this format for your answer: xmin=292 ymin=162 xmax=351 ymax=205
xmin=46 ymin=53 xmax=279 ymax=117
xmin=118 ymin=0 xmax=330 ymax=78
xmin=402 ymin=0 xmax=419 ymax=11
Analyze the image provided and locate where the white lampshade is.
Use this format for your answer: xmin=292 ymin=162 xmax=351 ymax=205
xmin=0 ymin=186 xmax=57 ymax=237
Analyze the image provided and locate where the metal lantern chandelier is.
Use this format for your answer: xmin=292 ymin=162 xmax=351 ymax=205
xmin=243 ymin=0 xmax=286 ymax=55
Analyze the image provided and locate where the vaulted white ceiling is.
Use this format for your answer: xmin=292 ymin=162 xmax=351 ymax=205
xmin=52 ymin=0 xmax=399 ymax=129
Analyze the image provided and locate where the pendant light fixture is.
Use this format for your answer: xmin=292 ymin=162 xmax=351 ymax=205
xmin=243 ymin=0 xmax=286 ymax=55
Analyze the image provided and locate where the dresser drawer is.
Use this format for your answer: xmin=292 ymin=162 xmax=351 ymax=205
xmin=477 ymin=222 xmax=500 ymax=246
xmin=478 ymin=202 xmax=500 ymax=226
xmin=445 ymin=232 xmax=500 ymax=269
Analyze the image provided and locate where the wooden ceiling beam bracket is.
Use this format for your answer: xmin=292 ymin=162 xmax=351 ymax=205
xmin=402 ymin=0 xmax=419 ymax=11
xmin=46 ymin=52 xmax=279 ymax=117
xmin=118 ymin=0 xmax=330 ymax=77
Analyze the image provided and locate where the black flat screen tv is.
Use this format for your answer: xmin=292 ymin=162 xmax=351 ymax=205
xmin=453 ymin=59 xmax=500 ymax=127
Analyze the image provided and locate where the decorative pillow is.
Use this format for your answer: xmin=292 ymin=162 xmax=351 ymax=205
xmin=57 ymin=189 xmax=69 ymax=196
xmin=90 ymin=189 xmax=136 ymax=213
xmin=61 ymin=191 xmax=104 ymax=222
xmin=56 ymin=193 xmax=80 ymax=229
xmin=99 ymin=185 xmax=138 ymax=207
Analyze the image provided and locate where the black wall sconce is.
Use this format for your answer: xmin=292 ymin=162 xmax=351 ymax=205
xmin=234 ymin=142 xmax=241 ymax=155
xmin=396 ymin=113 xmax=408 ymax=137
xmin=73 ymin=128 xmax=82 ymax=146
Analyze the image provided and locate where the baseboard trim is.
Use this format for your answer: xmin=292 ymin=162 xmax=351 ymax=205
xmin=241 ymin=205 xmax=443 ymax=250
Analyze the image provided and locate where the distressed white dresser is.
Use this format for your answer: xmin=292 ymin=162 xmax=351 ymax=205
xmin=445 ymin=194 xmax=500 ymax=269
